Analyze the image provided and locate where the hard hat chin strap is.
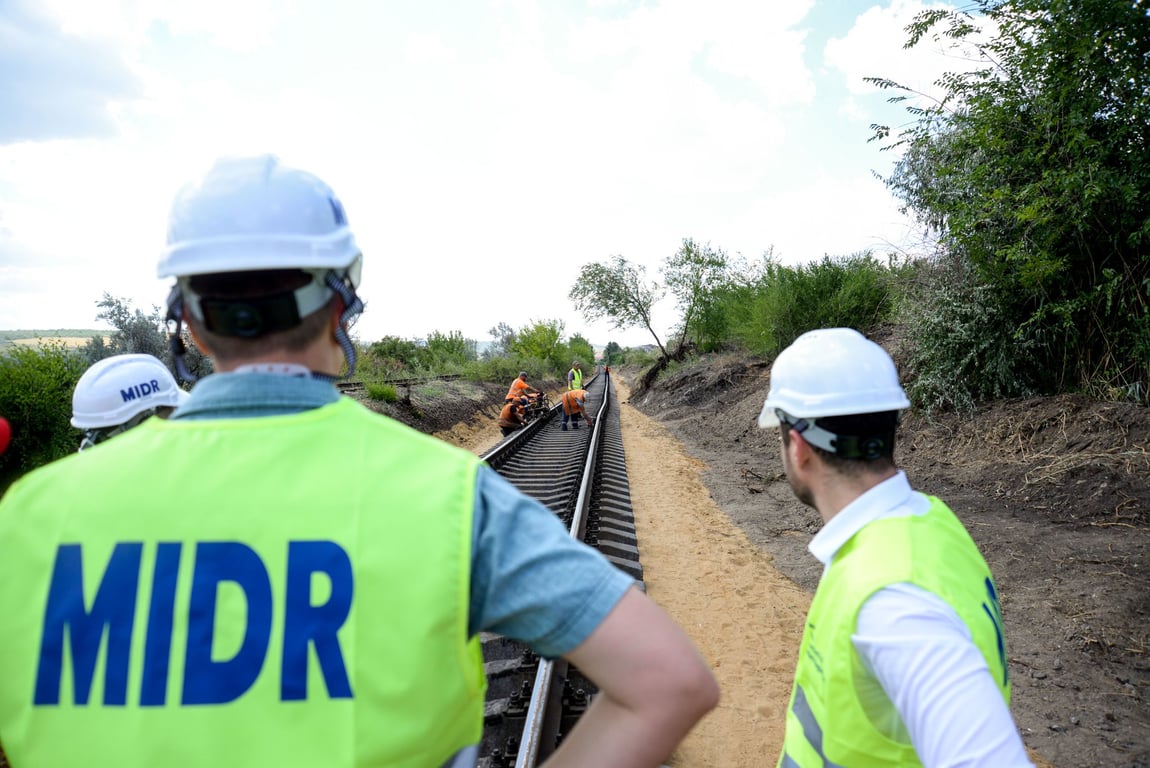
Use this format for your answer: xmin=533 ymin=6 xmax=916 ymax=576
xmin=323 ymin=269 xmax=363 ymax=381
xmin=165 ymin=286 xmax=199 ymax=384
xmin=165 ymin=269 xmax=364 ymax=383
xmin=78 ymin=410 xmax=157 ymax=452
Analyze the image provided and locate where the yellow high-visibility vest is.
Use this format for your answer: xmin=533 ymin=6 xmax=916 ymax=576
xmin=779 ymin=497 xmax=1011 ymax=767
xmin=0 ymin=398 xmax=485 ymax=767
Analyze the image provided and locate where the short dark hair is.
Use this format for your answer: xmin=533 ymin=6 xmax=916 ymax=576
xmin=187 ymin=270 xmax=335 ymax=365
xmin=782 ymin=410 xmax=899 ymax=476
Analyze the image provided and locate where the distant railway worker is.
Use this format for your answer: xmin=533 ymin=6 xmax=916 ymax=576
xmin=568 ymin=359 xmax=583 ymax=390
xmin=497 ymin=397 xmax=527 ymax=437
xmin=759 ymin=328 xmax=1033 ymax=767
xmin=0 ymin=155 xmax=718 ymax=768
xmin=0 ymin=416 xmax=10 ymax=456
xmin=71 ymin=353 xmax=188 ymax=451
xmin=506 ymin=372 xmax=540 ymax=406
xmin=561 ymin=387 xmax=594 ymax=431
xmin=507 ymin=370 xmax=540 ymax=401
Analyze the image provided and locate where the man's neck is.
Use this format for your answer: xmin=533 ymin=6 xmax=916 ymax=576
xmin=815 ymin=466 xmax=898 ymax=525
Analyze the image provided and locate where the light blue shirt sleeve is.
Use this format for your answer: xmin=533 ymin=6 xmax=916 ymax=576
xmin=468 ymin=466 xmax=635 ymax=658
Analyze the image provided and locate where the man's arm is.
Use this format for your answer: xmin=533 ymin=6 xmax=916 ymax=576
xmin=469 ymin=468 xmax=718 ymax=765
xmin=545 ymin=587 xmax=720 ymax=767
xmin=855 ymin=584 xmax=1034 ymax=768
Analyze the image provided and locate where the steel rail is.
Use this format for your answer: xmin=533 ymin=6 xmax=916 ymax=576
xmin=514 ymin=382 xmax=610 ymax=768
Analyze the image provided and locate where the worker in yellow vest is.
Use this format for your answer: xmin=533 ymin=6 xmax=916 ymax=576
xmin=0 ymin=155 xmax=718 ymax=768
xmin=758 ymin=328 xmax=1032 ymax=767
xmin=567 ymin=360 xmax=583 ymax=390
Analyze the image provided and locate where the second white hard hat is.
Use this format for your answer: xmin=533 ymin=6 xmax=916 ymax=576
xmin=757 ymin=328 xmax=910 ymax=429
xmin=72 ymin=354 xmax=188 ymax=429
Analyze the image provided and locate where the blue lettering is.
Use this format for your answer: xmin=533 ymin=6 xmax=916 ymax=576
xmin=140 ymin=542 xmax=182 ymax=706
xmin=982 ymin=577 xmax=1009 ymax=686
xmin=281 ymin=541 xmax=354 ymax=700
xmin=120 ymin=386 xmax=138 ymax=402
xmin=34 ymin=543 xmax=142 ymax=706
xmin=182 ymin=542 xmax=272 ymax=705
xmin=32 ymin=540 xmax=354 ymax=709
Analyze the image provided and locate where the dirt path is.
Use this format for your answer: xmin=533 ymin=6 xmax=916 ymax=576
xmin=614 ymin=379 xmax=805 ymax=765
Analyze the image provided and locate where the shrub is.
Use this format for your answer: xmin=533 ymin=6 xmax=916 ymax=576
xmin=724 ymin=253 xmax=900 ymax=356
xmin=366 ymin=383 xmax=399 ymax=403
xmin=0 ymin=343 xmax=88 ymax=494
xmin=898 ymin=255 xmax=1039 ymax=414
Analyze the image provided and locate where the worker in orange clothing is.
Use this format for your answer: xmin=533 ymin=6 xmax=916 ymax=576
xmin=498 ymin=398 xmax=527 ymax=437
xmin=560 ymin=388 xmax=594 ymax=431
xmin=507 ymin=371 xmax=540 ymax=402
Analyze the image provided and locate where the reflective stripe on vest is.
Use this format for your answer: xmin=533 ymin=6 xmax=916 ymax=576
xmin=568 ymin=368 xmax=582 ymax=390
xmin=0 ymin=398 xmax=486 ymax=767
xmin=778 ymin=496 xmax=1009 ymax=767
xmin=779 ymin=684 xmax=845 ymax=768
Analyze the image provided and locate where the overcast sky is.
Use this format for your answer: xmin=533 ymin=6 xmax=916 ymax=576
xmin=0 ymin=0 xmax=975 ymax=349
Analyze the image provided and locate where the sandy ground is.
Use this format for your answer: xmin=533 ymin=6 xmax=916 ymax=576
xmin=615 ymin=380 xmax=807 ymax=766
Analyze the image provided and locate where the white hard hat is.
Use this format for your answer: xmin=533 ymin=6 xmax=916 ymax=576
xmin=757 ymin=328 xmax=909 ymax=429
xmin=72 ymin=354 xmax=188 ymax=429
xmin=158 ymin=154 xmax=361 ymax=279
xmin=157 ymin=155 xmax=366 ymax=379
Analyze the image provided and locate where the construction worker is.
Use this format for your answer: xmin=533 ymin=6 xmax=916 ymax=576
xmin=506 ymin=371 xmax=540 ymax=402
xmin=71 ymin=353 xmax=189 ymax=451
xmin=560 ymin=388 xmax=594 ymax=431
xmin=0 ymin=416 xmax=9 ymax=456
xmin=497 ymin=397 xmax=527 ymax=437
xmin=759 ymin=328 xmax=1032 ymax=767
xmin=567 ymin=360 xmax=583 ymax=390
xmin=0 ymin=155 xmax=717 ymax=767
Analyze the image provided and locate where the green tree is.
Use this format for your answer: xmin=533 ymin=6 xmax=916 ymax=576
xmin=367 ymin=335 xmax=423 ymax=377
xmin=424 ymin=330 xmax=476 ymax=367
xmin=569 ymin=255 xmax=667 ymax=357
xmin=486 ymin=322 xmax=516 ymax=358
xmin=567 ymin=333 xmax=596 ymax=369
xmin=663 ymin=238 xmax=729 ymax=353
xmin=84 ymin=294 xmax=212 ymax=380
xmin=511 ymin=319 xmax=567 ymax=370
xmin=870 ymin=0 xmax=1150 ymax=402
xmin=601 ymin=341 xmax=624 ymax=366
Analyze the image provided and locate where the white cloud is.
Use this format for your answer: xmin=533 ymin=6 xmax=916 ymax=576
xmin=825 ymin=1 xmax=991 ymax=118
xmin=0 ymin=0 xmax=142 ymax=142
xmin=0 ymin=0 xmax=926 ymax=349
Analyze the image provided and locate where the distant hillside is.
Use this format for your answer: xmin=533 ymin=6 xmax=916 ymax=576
xmin=0 ymin=330 xmax=107 ymax=349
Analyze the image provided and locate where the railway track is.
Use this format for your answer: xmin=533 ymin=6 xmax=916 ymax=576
xmin=336 ymin=373 xmax=462 ymax=395
xmin=475 ymin=372 xmax=645 ymax=767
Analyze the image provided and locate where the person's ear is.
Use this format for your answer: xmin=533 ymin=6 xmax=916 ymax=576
xmin=331 ymin=296 xmax=347 ymax=332
xmin=784 ymin=428 xmax=813 ymax=468
xmin=186 ymin=320 xmax=214 ymax=357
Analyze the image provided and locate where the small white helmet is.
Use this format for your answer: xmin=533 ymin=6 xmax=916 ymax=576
xmin=757 ymin=327 xmax=909 ymax=429
xmin=72 ymin=354 xmax=188 ymax=430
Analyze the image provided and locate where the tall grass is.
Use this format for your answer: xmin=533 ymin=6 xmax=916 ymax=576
xmin=716 ymin=253 xmax=905 ymax=357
